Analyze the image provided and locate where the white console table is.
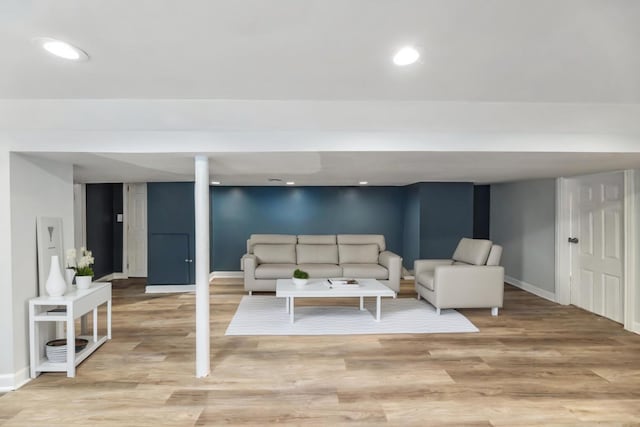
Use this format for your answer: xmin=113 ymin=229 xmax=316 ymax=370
xmin=29 ymin=282 xmax=112 ymax=378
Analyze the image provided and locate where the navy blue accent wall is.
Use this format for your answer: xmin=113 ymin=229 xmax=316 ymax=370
xmin=473 ymin=185 xmax=490 ymax=239
xmin=86 ymin=183 xmax=123 ymax=278
xmin=147 ymin=182 xmax=195 ymax=285
xmin=419 ymin=183 xmax=474 ymax=259
xmin=402 ymin=184 xmax=421 ymax=268
xmin=212 ymin=186 xmax=406 ymax=270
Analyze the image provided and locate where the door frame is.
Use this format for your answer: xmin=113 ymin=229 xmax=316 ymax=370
xmin=556 ymin=170 xmax=638 ymax=333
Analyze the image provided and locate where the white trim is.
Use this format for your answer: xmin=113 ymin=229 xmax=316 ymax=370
xmin=624 ymin=170 xmax=638 ymax=333
xmin=122 ymin=183 xmax=128 ymax=277
xmin=634 ymin=321 xmax=640 ymax=335
xmin=210 ymin=271 xmax=243 ymax=279
xmin=95 ymin=272 xmax=128 ymax=282
xmin=555 ymin=177 xmax=571 ymax=305
xmin=0 ymin=367 xmax=31 ymax=391
xmin=194 ymin=155 xmax=210 ymax=378
xmin=505 ymin=275 xmax=557 ymax=303
xmin=145 ymin=285 xmax=196 ymax=293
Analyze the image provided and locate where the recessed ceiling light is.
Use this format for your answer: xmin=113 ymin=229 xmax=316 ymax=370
xmin=359 ymin=181 xmax=368 ymax=185
xmin=286 ymin=181 xmax=295 ymax=185
xmin=36 ymin=37 xmax=89 ymax=61
xmin=211 ymin=181 xmax=220 ymax=185
xmin=393 ymin=46 xmax=419 ymax=66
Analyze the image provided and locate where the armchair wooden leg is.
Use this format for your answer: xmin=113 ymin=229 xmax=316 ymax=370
xmin=491 ymin=307 xmax=499 ymax=316
xmin=416 ymin=293 xmax=420 ymax=301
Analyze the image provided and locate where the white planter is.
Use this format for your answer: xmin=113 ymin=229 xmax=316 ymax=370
xmin=75 ymin=276 xmax=93 ymax=290
xmin=65 ymin=268 xmax=76 ymax=287
xmin=45 ymin=255 xmax=66 ymax=297
xmin=292 ymin=277 xmax=308 ymax=287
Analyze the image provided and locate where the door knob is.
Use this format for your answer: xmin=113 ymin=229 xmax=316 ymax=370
xmin=568 ymin=237 xmax=579 ymax=244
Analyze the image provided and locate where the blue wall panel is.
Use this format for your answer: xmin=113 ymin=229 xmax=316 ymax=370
xmin=402 ymin=184 xmax=421 ymax=268
xmin=212 ymin=186 xmax=406 ymax=270
xmin=420 ymin=183 xmax=474 ymax=259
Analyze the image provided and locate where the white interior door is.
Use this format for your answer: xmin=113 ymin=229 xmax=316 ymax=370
xmin=570 ymin=172 xmax=624 ymax=322
xmin=127 ymin=183 xmax=148 ymax=277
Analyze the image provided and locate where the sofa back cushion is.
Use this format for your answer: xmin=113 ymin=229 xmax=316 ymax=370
xmin=298 ymin=235 xmax=336 ymax=244
xmin=337 ymin=234 xmax=386 ymax=252
xmin=296 ymin=244 xmax=339 ymax=264
xmin=247 ymin=234 xmax=297 ymax=253
xmin=253 ymin=244 xmax=296 ymax=264
xmin=452 ymin=238 xmax=493 ymax=266
xmin=338 ymin=244 xmax=379 ymax=264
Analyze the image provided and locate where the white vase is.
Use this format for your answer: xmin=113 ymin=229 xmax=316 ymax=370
xmin=292 ymin=277 xmax=308 ymax=287
xmin=75 ymin=275 xmax=92 ymax=290
xmin=65 ymin=268 xmax=76 ymax=287
xmin=45 ymin=255 xmax=66 ymax=297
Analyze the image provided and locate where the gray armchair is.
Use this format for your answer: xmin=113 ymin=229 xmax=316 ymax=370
xmin=414 ymin=238 xmax=504 ymax=316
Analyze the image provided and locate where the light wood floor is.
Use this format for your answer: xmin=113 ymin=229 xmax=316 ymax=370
xmin=1 ymin=278 xmax=640 ymax=426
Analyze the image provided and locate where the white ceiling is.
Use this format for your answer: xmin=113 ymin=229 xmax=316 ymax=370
xmin=3 ymin=1 xmax=640 ymax=184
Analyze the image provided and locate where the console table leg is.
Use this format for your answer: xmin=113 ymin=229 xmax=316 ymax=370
xmin=359 ymin=296 xmax=364 ymax=311
xmin=107 ymin=299 xmax=112 ymax=339
xmin=93 ymin=307 xmax=98 ymax=342
xmin=66 ymin=310 xmax=76 ymax=377
xmin=290 ymin=297 xmax=295 ymax=323
xmin=376 ymin=296 xmax=381 ymax=322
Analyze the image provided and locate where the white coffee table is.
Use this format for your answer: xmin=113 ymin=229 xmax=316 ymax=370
xmin=275 ymin=278 xmax=396 ymax=323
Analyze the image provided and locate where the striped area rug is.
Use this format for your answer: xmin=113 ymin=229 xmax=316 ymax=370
xmin=225 ymin=295 xmax=479 ymax=335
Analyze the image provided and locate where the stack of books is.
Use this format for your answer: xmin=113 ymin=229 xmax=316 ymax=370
xmin=327 ymin=278 xmax=360 ymax=288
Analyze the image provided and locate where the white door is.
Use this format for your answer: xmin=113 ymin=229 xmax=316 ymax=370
xmin=570 ymin=172 xmax=624 ymax=322
xmin=127 ymin=183 xmax=148 ymax=277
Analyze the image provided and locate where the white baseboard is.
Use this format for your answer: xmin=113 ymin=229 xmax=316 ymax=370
xmin=210 ymin=271 xmax=243 ymax=279
xmin=505 ymin=275 xmax=556 ymax=303
xmin=145 ymin=285 xmax=196 ymax=294
xmin=630 ymin=321 xmax=640 ymax=336
xmin=0 ymin=367 xmax=31 ymax=391
xmin=96 ymin=272 xmax=128 ymax=282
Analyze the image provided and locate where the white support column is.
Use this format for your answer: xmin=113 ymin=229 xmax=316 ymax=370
xmin=194 ymin=155 xmax=210 ymax=378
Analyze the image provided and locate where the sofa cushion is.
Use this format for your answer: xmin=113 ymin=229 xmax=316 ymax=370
xmin=340 ymin=264 xmax=388 ymax=280
xmin=416 ymin=271 xmax=435 ymax=291
xmin=337 ymin=234 xmax=386 ymax=251
xmin=338 ymin=244 xmax=379 ymax=264
xmin=296 ymin=263 xmax=342 ymax=278
xmin=254 ymin=263 xmax=297 ymax=279
xmin=253 ymin=244 xmax=296 ymax=264
xmin=297 ymin=235 xmax=336 ymax=244
xmin=452 ymin=238 xmax=493 ymax=266
xmin=248 ymin=234 xmax=297 ymax=253
xmin=296 ymin=244 xmax=339 ymax=264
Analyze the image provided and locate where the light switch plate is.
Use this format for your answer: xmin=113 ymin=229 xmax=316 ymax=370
xmin=116 ymin=213 xmax=123 ymax=222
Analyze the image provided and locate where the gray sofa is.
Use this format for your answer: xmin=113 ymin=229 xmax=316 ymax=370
xmin=241 ymin=234 xmax=403 ymax=293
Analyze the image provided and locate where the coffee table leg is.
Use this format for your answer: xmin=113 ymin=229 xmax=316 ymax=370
xmin=376 ymin=296 xmax=381 ymax=322
xmin=290 ymin=297 xmax=295 ymax=323
xmin=359 ymin=296 xmax=364 ymax=311
xmin=285 ymin=297 xmax=290 ymax=313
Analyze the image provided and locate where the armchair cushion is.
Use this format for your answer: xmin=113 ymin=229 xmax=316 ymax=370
xmin=416 ymin=271 xmax=435 ymax=291
xmin=452 ymin=238 xmax=493 ymax=265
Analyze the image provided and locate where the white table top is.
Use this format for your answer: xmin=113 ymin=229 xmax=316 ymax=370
xmin=29 ymin=282 xmax=111 ymax=304
xmin=276 ymin=278 xmax=395 ymax=297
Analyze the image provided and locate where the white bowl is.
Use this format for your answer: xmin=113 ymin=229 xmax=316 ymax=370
xmin=292 ymin=277 xmax=308 ymax=287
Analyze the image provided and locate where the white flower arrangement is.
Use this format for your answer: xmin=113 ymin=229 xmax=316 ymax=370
xmin=69 ymin=247 xmax=95 ymax=277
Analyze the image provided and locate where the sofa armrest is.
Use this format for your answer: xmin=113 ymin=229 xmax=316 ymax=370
xmin=379 ymin=250 xmax=402 ymax=292
xmin=242 ymin=254 xmax=257 ymax=272
xmin=414 ymin=259 xmax=452 ymax=275
xmin=433 ymin=265 xmax=504 ymax=308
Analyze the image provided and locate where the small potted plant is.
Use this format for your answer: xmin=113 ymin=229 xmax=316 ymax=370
xmin=292 ymin=268 xmax=309 ymax=287
xmin=74 ymin=247 xmax=95 ymax=290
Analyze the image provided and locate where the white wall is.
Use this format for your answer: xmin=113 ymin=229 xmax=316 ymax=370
xmin=490 ymin=179 xmax=556 ymax=297
xmin=0 ymin=148 xmax=15 ymax=389
xmin=8 ymin=153 xmax=74 ymax=388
